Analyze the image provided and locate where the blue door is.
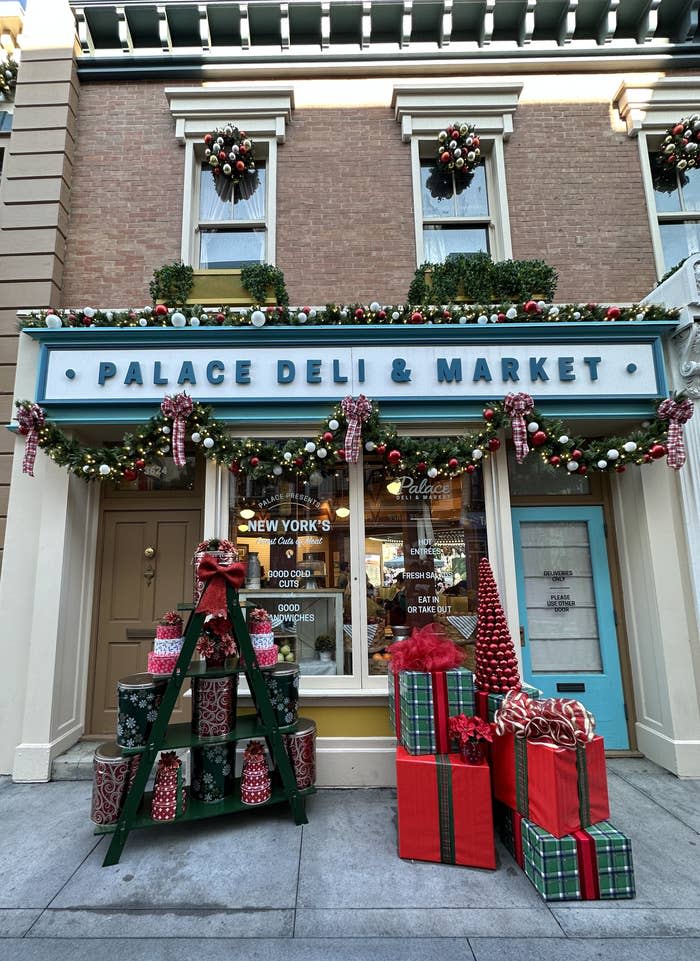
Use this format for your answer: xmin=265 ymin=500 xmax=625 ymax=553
xmin=511 ymin=506 xmax=629 ymax=749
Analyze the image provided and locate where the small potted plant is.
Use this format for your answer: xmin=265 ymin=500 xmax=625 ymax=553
xmin=314 ymin=634 xmax=334 ymax=662
xmin=196 ymin=614 xmax=237 ymax=670
xmin=448 ymin=714 xmax=494 ymax=764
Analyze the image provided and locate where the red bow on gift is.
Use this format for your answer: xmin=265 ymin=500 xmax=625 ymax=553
xmin=504 ymin=392 xmax=534 ymax=464
xmin=195 ymin=554 xmax=246 ymax=617
xmin=658 ymin=396 xmax=694 ymax=470
xmin=16 ymin=402 xmax=46 ymax=477
xmin=340 ymin=394 xmax=372 ymax=463
xmin=161 ymin=392 xmax=193 ymax=469
xmin=494 ymin=690 xmax=595 ymax=749
xmin=158 ymin=751 xmax=181 ymax=771
xmin=390 ymin=624 xmax=464 ymax=672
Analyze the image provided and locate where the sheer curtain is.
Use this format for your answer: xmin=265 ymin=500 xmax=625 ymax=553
xmin=199 ymin=166 xmax=265 ymax=222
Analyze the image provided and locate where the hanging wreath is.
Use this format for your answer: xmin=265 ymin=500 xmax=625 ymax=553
xmin=437 ymin=122 xmax=481 ymax=176
xmin=203 ymin=124 xmax=256 ymax=185
xmin=0 ymin=55 xmax=18 ymax=102
xmin=656 ymin=115 xmax=700 ymax=176
xmin=12 ymin=392 xmax=693 ymax=485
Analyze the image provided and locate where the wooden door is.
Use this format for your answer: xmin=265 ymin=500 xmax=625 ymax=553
xmin=88 ymin=509 xmax=202 ymax=735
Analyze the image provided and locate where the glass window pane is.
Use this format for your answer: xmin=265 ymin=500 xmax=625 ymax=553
xmin=229 ymin=460 xmax=352 ymax=677
xmin=199 ymin=166 xmax=232 ymax=221
xmin=420 ymin=163 xmax=456 ymax=219
xmin=364 ymin=454 xmax=488 ymax=676
xmin=454 ymin=164 xmax=489 ymax=218
xmin=507 ymin=445 xmax=590 ymax=495
xmin=679 ymin=165 xmax=700 ymax=212
xmin=199 ymin=230 xmax=265 ymax=268
xmin=423 ymin=225 xmax=489 ymax=263
xmin=651 ymin=155 xmax=682 ymax=213
xmin=519 ymin=521 xmax=602 ymax=673
xmin=234 ymin=167 xmax=266 ymax=220
xmin=659 ymin=222 xmax=700 ymax=271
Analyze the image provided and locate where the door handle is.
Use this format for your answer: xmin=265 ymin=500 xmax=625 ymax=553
xmin=144 ymin=546 xmax=156 ymax=559
xmin=144 ymin=565 xmax=155 ymax=586
xmin=519 ymin=626 xmax=526 ymax=647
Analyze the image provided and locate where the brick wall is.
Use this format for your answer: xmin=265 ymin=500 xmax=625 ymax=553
xmin=276 ymin=107 xmax=417 ymax=304
xmin=61 ymin=82 xmax=183 ymax=307
xmin=506 ymin=103 xmax=657 ymax=303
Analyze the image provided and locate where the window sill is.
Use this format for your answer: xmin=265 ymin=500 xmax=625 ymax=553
xmin=187 ymin=268 xmax=275 ymax=306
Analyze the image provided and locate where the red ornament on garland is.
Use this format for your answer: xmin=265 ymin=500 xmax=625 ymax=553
xmin=229 ymin=461 xmax=240 ymax=474
xmin=466 ymin=464 xmax=476 ymax=474
xmin=474 ymin=557 xmax=522 ymax=695
xmin=135 ymin=458 xmax=146 ymax=470
xmin=549 ymin=455 xmax=561 ymax=466
xmin=448 ymin=457 xmax=459 ymax=469
xmin=488 ymin=437 xmax=501 ymax=452
xmin=410 ymin=311 xmax=423 ymax=324
xmin=323 ymin=431 xmax=333 ymax=442
xmin=650 ymin=444 xmax=666 ymax=459
xmin=123 ymin=468 xmax=138 ymax=482
xmin=417 ymin=461 xmax=426 ymax=472
xmin=337 ymin=449 xmax=345 ymax=459
xmin=250 ymin=456 xmax=260 ymax=467
xmin=154 ymin=304 xmax=168 ymax=316
xmin=388 ymin=449 xmax=402 ymax=465
xmin=532 ymin=430 xmax=547 ymax=447
xmin=571 ymin=449 xmax=583 ymax=461
xmin=606 ymin=306 xmax=621 ymax=320
xmin=483 ymin=408 xmax=495 ymax=421
xmin=524 ymin=300 xmax=539 ymax=314
xmin=294 ymin=457 xmax=304 ymax=467
xmin=376 ymin=444 xmax=386 ymax=454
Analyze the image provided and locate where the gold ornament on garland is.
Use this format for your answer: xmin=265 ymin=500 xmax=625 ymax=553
xmin=12 ymin=392 xmax=693 ymax=484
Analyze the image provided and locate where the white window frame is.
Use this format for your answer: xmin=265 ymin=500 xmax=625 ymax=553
xmin=615 ymin=78 xmax=700 ymax=280
xmin=165 ymin=86 xmax=294 ymax=268
xmin=392 ymin=83 xmax=522 ymax=265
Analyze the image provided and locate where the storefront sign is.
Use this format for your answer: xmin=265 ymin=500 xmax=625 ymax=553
xmin=37 ymin=342 xmax=663 ymax=404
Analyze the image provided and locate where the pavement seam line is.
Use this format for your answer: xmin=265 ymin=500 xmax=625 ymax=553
xmin=608 ymin=768 xmax=700 ymax=836
xmin=24 ymin=833 xmax=104 ymax=936
xmin=292 ymin=821 xmax=304 ymax=938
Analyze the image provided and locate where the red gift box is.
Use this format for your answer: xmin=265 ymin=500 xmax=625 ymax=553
xmin=396 ymin=746 xmax=496 ymax=869
xmin=491 ymin=731 xmax=609 ymax=838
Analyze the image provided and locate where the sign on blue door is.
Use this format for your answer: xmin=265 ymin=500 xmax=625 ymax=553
xmin=511 ymin=506 xmax=629 ymax=749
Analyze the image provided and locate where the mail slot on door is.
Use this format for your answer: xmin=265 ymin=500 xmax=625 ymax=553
xmin=556 ymin=682 xmax=586 ymax=693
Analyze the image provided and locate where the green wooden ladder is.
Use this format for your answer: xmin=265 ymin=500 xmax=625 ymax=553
xmin=97 ymin=584 xmax=311 ymax=867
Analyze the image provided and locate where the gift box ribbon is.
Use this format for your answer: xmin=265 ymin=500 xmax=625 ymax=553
xmin=573 ymin=829 xmax=601 ymax=900
xmin=495 ymin=690 xmax=595 ymax=748
xmin=435 ymin=754 xmax=456 ymax=864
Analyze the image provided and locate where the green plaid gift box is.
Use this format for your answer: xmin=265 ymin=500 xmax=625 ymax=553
xmin=398 ymin=667 xmax=475 ymax=755
xmin=522 ymin=817 xmax=635 ymax=901
xmin=487 ymin=683 xmax=542 ymax=721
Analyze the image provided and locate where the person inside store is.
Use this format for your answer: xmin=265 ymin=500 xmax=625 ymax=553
xmin=443 ymin=578 xmax=469 ymax=596
xmin=386 ymin=572 xmax=407 ymax=626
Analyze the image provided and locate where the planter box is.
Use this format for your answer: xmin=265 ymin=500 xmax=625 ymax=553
xmin=186 ymin=269 xmax=276 ymax=306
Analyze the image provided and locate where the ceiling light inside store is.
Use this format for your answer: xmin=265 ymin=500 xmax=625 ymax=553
xmin=239 ymin=507 xmax=255 ymax=519
xmin=335 ymin=506 xmax=350 ymax=518
xmin=237 ymin=523 xmax=249 ymax=532
xmin=386 ymin=480 xmax=402 ymax=495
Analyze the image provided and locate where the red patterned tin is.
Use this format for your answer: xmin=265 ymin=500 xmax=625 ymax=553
xmin=90 ymin=741 xmax=140 ymax=825
xmin=283 ymin=717 xmax=317 ymax=790
xmin=192 ymin=675 xmax=238 ymax=737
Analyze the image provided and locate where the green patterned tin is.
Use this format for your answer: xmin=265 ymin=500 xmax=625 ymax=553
xmin=262 ymin=663 xmax=299 ymax=728
xmin=190 ymin=743 xmax=236 ymax=803
xmin=116 ymin=674 xmax=167 ymax=749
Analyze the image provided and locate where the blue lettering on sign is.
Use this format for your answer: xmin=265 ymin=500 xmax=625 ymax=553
xmin=501 ymin=358 xmax=520 ymax=382
xmin=307 ymin=359 xmax=322 ymax=384
xmin=207 ymin=360 xmax=225 ymax=386
xmin=278 ymin=360 xmax=295 ymax=384
xmin=98 ymin=362 xmax=116 ymax=386
xmin=153 ymin=361 xmax=168 ymax=386
xmin=358 ymin=359 xmax=365 ymax=383
xmin=473 ymin=358 xmax=492 ymax=382
xmin=391 ymin=358 xmax=411 ymax=383
xmin=124 ymin=362 xmax=143 ymax=386
xmin=583 ymin=356 xmax=601 ymax=380
xmin=437 ymin=358 xmax=462 ymax=384
xmin=236 ymin=360 xmax=251 ymax=384
xmin=558 ymin=357 xmax=575 ymax=381
xmin=529 ymin=357 xmax=549 ymax=381
xmin=333 ymin=359 xmax=348 ymax=384
xmin=178 ymin=361 xmax=196 ymax=386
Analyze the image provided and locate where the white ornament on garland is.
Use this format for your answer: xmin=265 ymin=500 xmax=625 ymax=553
xmin=203 ymin=437 xmax=215 ymax=449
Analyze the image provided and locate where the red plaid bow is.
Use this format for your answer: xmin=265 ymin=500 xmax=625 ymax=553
xmin=16 ymin=403 xmax=46 ymax=477
xmin=160 ymin=392 xmax=193 ymax=468
xmin=658 ymin=396 xmax=694 ymax=470
xmin=494 ymin=690 xmax=595 ymax=748
xmin=503 ymin=393 xmax=534 ymax=464
xmin=340 ymin=395 xmax=372 ymax=463
xmin=195 ymin=553 xmax=246 ymax=618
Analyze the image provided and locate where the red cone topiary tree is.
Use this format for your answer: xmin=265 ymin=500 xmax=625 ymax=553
xmin=475 ymin=557 xmax=522 ymax=694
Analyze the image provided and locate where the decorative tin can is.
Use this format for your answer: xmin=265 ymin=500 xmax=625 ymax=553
xmin=190 ymin=743 xmax=236 ymax=803
xmin=283 ymin=717 xmax=317 ymax=789
xmin=192 ymin=675 xmax=238 ymax=738
xmin=262 ymin=662 xmax=300 ymax=728
xmin=90 ymin=741 xmax=140 ymax=825
xmin=193 ymin=549 xmax=237 ymax=604
xmin=116 ymin=673 xmax=167 ymax=749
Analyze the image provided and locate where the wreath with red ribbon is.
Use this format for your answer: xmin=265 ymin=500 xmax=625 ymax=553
xmin=203 ymin=124 xmax=256 ymax=185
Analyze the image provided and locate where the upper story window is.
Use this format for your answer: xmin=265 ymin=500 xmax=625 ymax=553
xmin=419 ymin=156 xmax=490 ymax=262
xmin=393 ymin=83 xmax=522 ymax=266
xmin=197 ymin=160 xmax=267 ymax=268
xmin=615 ymin=79 xmax=700 ymax=279
xmin=166 ymin=86 xmax=293 ymax=270
xmin=651 ymin=159 xmax=700 ymax=272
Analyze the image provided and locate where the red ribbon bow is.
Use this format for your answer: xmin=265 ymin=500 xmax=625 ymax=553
xmin=658 ymin=396 xmax=694 ymax=470
xmin=195 ymin=553 xmax=246 ymax=617
xmin=503 ymin=392 xmax=534 ymax=464
xmin=160 ymin=392 xmax=194 ymax=468
xmin=340 ymin=394 xmax=373 ymax=463
xmin=494 ymin=690 xmax=595 ymax=749
xmin=158 ymin=751 xmax=181 ymax=771
xmin=16 ymin=403 xmax=46 ymax=477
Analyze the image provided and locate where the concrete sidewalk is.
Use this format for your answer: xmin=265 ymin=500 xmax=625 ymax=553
xmin=0 ymin=758 xmax=699 ymax=961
